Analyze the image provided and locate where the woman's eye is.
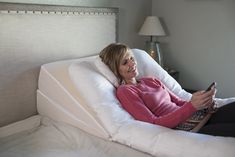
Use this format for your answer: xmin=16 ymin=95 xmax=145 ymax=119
xmin=130 ymin=57 xmax=135 ymax=62
xmin=123 ymin=60 xmax=127 ymax=65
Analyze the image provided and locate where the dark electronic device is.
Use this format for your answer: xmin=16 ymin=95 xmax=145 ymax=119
xmin=205 ymin=82 xmax=216 ymax=92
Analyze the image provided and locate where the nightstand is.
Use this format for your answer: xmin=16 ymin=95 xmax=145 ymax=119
xmin=164 ymin=67 xmax=196 ymax=93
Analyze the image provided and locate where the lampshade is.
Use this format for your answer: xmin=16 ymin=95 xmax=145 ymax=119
xmin=139 ymin=16 xmax=166 ymax=36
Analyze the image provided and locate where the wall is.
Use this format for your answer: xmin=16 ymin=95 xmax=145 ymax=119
xmin=0 ymin=0 xmax=152 ymax=49
xmin=152 ymin=0 xmax=235 ymax=97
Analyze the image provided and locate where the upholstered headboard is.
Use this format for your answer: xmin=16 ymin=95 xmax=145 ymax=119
xmin=0 ymin=2 xmax=118 ymax=127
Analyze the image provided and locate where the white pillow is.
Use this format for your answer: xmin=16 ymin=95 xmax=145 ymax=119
xmin=94 ymin=56 xmax=119 ymax=87
xmin=95 ymin=48 xmax=192 ymax=100
xmin=69 ymin=60 xmax=132 ymax=136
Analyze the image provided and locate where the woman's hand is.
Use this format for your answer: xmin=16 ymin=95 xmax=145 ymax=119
xmin=190 ymin=89 xmax=216 ymax=110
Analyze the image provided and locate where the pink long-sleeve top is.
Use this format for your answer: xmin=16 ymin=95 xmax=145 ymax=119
xmin=116 ymin=77 xmax=197 ymax=128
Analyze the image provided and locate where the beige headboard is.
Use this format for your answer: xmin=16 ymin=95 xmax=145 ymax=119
xmin=0 ymin=2 xmax=118 ymax=127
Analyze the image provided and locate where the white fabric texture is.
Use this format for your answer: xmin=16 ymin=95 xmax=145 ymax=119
xmin=68 ymin=49 xmax=235 ymax=157
xmin=0 ymin=116 xmax=151 ymax=157
xmin=69 ymin=61 xmax=132 ymax=136
xmin=0 ymin=115 xmax=41 ymax=138
xmin=37 ymin=57 xmax=109 ymax=139
xmin=94 ymin=57 xmax=119 ymax=87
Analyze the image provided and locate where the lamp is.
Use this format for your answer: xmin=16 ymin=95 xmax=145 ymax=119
xmin=139 ymin=16 xmax=166 ymax=67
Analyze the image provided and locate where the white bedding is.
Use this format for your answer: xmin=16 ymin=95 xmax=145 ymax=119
xmin=0 ymin=115 xmax=152 ymax=157
xmin=37 ymin=57 xmax=110 ymax=139
xmin=37 ymin=49 xmax=235 ymax=157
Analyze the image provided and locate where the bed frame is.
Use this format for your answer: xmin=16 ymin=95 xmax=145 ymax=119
xmin=0 ymin=2 xmax=118 ymax=127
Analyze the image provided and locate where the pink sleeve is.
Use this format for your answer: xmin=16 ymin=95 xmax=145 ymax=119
xmin=150 ymin=78 xmax=197 ymax=127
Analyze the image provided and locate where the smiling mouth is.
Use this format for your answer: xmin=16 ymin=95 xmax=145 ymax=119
xmin=128 ymin=67 xmax=136 ymax=72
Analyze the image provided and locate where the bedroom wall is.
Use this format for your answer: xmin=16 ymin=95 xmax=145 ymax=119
xmin=152 ymin=0 xmax=235 ymax=98
xmin=0 ymin=0 xmax=152 ymax=49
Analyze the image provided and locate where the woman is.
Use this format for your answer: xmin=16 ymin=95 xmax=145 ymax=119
xmin=99 ymin=43 xmax=235 ymax=137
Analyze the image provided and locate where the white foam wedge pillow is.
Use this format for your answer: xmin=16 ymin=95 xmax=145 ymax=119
xmin=69 ymin=60 xmax=133 ymax=136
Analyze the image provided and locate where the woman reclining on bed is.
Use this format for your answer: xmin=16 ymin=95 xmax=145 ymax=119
xmin=99 ymin=43 xmax=235 ymax=137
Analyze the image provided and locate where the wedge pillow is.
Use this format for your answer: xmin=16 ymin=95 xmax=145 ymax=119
xmin=69 ymin=61 xmax=133 ymax=136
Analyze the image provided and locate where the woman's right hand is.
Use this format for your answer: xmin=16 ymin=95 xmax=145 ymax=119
xmin=190 ymin=89 xmax=215 ymax=110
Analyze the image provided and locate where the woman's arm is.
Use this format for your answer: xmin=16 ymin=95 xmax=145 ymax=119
xmin=152 ymin=102 xmax=196 ymax=128
xmin=153 ymin=78 xmax=215 ymax=109
xmin=117 ymin=85 xmax=196 ymax=128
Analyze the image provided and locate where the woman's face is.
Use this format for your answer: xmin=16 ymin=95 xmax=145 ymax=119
xmin=118 ymin=50 xmax=138 ymax=83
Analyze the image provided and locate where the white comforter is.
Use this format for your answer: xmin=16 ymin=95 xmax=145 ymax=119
xmin=0 ymin=115 xmax=151 ymax=157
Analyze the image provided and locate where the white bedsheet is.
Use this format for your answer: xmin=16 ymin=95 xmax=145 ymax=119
xmin=0 ymin=115 xmax=152 ymax=157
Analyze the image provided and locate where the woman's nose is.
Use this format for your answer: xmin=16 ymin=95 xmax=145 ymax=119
xmin=128 ymin=60 xmax=135 ymax=66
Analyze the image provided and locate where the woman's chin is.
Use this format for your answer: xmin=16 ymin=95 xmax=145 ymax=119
xmin=132 ymin=71 xmax=139 ymax=78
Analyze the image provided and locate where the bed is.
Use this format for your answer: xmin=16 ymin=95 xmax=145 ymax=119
xmin=0 ymin=2 xmax=148 ymax=157
xmin=1 ymin=2 xmax=235 ymax=157
xmin=37 ymin=49 xmax=235 ymax=157
xmin=0 ymin=115 xmax=152 ymax=157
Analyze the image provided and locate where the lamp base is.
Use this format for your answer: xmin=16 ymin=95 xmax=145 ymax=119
xmin=145 ymin=41 xmax=164 ymax=67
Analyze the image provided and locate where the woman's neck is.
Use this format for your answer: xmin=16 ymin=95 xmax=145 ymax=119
xmin=124 ymin=78 xmax=137 ymax=85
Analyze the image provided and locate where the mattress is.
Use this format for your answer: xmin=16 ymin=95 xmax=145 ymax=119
xmin=0 ymin=115 xmax=152 ymax=157
xmin=37 ymin=49 xmax=235 ymax=157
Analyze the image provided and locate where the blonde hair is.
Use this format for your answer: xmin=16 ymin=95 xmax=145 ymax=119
xmin=99 ymin=43 xmax=130 ymax=84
